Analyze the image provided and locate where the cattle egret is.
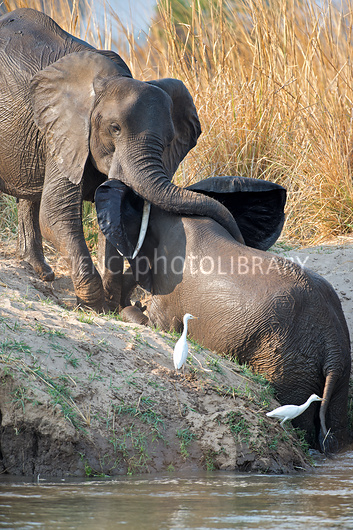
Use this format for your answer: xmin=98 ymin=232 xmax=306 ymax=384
xmin=266 ymin=394 xmax=323 ymax=428
xmin=173 ymin=314 xmax=197 ymax=371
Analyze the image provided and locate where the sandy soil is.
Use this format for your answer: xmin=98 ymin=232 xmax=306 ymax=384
xmin=275 ymin=236 xmax=353 ymax=339
xmin=0 ymin=237 xmax=352 ymax=478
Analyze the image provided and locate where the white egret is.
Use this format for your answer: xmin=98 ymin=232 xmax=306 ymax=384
xmin=173 ymin=313 xmax=197 ymax=371
xmin=266 ymin=394 xmax=323 ymax=428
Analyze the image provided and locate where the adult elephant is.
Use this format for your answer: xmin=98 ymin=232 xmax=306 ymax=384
xmin=96 ymin=176 xmax=351 ymax=453
xmin=0 ymin=8 xmax=243 ymax=310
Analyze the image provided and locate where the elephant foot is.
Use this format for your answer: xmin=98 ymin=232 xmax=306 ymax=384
xmin=75 ymin=296 xmax=107 ymax=313
xmin=21 ymin=255 xmax=55 ymax=282
xmin=74 ymin=273 xmax=106 ymax=313
xmin=102 ymin=277 xmax=123 ymax=312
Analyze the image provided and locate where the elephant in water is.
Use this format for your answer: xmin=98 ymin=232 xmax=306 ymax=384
xmin=96 ymin=176 xmax=352 ymax=453
xmin=0 ymin=8 xmax=244 ymax=310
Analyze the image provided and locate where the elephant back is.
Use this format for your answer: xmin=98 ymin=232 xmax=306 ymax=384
xmin=0 ymin=8 xmax=95 ymax=75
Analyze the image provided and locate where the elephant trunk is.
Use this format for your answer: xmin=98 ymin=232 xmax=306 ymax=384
xmin=112 ymin=142 xmax=245 ymax=244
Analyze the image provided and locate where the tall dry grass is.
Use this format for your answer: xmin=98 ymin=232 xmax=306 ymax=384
xmin=134 ymin=0 xmax=353 ymax=243
xmin=1 ymin=0 xmax=353 ymax=244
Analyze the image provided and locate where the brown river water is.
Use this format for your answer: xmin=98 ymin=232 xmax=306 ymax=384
xmin=1 ymin=450 xmax=353 ymax=529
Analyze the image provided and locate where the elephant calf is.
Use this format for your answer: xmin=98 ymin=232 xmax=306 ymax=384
xmin=96 ymin=176 xmax=352 ymax=453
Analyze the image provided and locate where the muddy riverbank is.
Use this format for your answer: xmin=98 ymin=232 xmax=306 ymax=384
xmin=0 ymin=241 xmax=321 ymax=477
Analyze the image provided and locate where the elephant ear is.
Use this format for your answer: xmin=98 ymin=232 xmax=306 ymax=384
xmin=30 ymin=50 xmax=128 ymax=185
xmin=187 ymin=176 xmax=286 ymax=250
xmin=95 ymin=180 xmax=144 ymax=258
xmin=147 ymin=78 xmax=201 ymax=178
xmin=95 ymin=180 xmax=153 ymax=291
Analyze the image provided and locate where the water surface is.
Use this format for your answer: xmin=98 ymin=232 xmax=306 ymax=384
xmin=1 ymin=450 xmax=353 ymax=529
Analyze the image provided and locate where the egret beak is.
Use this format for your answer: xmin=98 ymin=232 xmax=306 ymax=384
xmin=132 ymin=200 xmax=151 ymax=259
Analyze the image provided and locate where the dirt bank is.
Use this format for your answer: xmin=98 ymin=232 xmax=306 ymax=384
xmin=275 ymin=237 xmax=353 ymax=339
xmin=0 ymin=240 xmax=319 ymax=477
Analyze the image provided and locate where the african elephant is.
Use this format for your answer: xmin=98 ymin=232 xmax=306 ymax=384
xmin=0 ymin=8 xmax=243 ymax=310
xmin=96 ymin=176 xmax=352 ymax=452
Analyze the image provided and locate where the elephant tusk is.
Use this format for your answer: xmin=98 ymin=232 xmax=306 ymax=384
xmin=132 ymin=200 xmax=151 ymax=259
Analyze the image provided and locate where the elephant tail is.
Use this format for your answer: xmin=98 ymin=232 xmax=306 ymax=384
xmin=319 ymin=371 xmax=339 ymax=454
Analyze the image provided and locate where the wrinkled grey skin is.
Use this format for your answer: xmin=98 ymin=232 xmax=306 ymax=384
xmin=97 ymin=176 xmax=351 ymax=452
xmin=0 ymin=8 xmax=243 ymax=310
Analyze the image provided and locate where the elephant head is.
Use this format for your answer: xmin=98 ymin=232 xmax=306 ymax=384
xmin=95 ymin=175 xmax=287 ymax=289
xmin=30 ymin=50 xmax=244 ymax=255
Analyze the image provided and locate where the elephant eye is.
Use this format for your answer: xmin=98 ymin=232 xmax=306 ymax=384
xmin=110 ymin=123 xmax=121 ymax=134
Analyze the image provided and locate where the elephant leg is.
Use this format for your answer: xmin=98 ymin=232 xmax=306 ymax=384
xmin=16 ymin=198 xmax=54 ymax=281
xmin=97 ymin=228 xmax=124 ymax=311
xmin=39 ymin=158 xmax=105 ymax=311
xmin=121 ymin=266 xmax=139 ymax=308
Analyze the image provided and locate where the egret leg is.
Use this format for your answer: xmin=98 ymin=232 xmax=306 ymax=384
xmin=280 ymin=418 xmax=288 ymax=430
